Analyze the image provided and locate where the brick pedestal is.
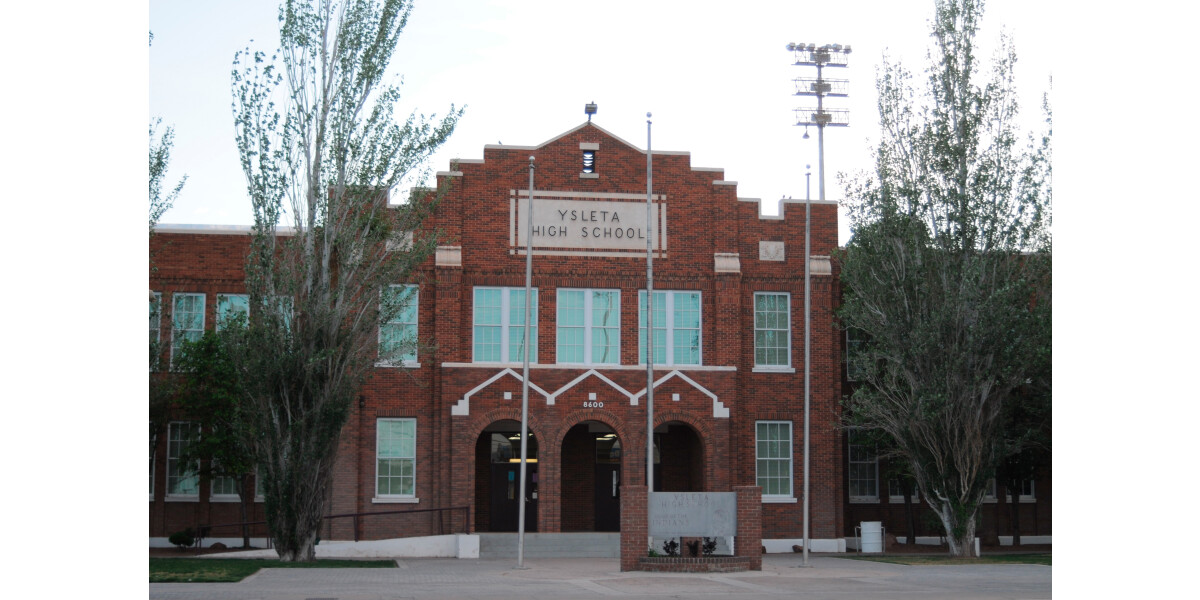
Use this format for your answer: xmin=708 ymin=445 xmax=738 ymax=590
xmin=620 ymin=485 xmax=648 ymax=572
xmin=734 ymin=486 xmax=762 ymax=570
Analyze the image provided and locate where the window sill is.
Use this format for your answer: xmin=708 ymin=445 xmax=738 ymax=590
xmin=762 ymin=496 xmax=797 ymax=503
xmin=984 ymin=497 xmax=1036 ymax=504
xmin=210 ymin=495 xmax=241 ymax=503
xmin=752 ymin=366 xmax=796 ymax=373
xmin=888 ymin=496 xmax=920 ymax=504
xmin=850 ymin=497 xmax=880 ymax=504
xmin=372 ymin=497 xmax=419 ymax=504
xmin=164 ymin=495 xmax=199 ymax=503
xmin=579 ymin=173 xmax=599 ymax=179
xmin=376 ymin=361 xmax=421 ymax=369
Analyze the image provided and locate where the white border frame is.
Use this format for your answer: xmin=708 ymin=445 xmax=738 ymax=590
xmin=638 ymin=290 xmax=703 ymax=367
xmin=752 ymin=292 xmax=791 ymax=370
xmin=755 ymin=420 xmax=795 ymax=501
xmin=472 ymin=287 xmax=539 ymax=364
xmin=378 ymin=285 xmax=420 ymax=367
xmin=556 ymin=288 xmax=621 ymax=366
xmin=374 ymin=417 xmax=419 ymax=503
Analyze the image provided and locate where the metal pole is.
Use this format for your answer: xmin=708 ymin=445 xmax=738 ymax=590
xmin=517 ymin=156 xmax=534 ymax=569
xmin=645 ymin=114 xmax=655 ymax=501
xmin=803 ymin=59 xmax=824 ymax=570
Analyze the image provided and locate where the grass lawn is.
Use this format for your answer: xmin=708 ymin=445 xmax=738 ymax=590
xmin=150 ymin=558 xmax=396 ymax=583
xmin=837 ymin=553 xmax=1051 ymax=566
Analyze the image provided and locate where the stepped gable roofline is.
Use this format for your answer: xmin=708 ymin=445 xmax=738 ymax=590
xmin=738 ymin=196 xmax=838 ymax=221
xmin=481 ymin=121 xmax=690 ymax=157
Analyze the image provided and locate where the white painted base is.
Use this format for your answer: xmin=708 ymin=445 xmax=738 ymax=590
xmin=763 ymin=538 xmax=846 ymax=553
xmin=894 ymin=535 xmax=1050 ymax=547
xmin=149 ymin=536 xmax=272 ymax=549
xmin=149 ymin=534 xmax=481 ymax=559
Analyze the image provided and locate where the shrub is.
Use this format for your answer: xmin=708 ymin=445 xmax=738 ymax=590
xmin=169 ymin=528 xmax=196 ymax=549
xmin=702 ymin=537 xmax=718 ymax=556
xmin=662 ymin=538 xmax=680 ymax=557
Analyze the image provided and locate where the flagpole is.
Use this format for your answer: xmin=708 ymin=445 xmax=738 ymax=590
xmin=517 ymin=155 xmax=534 ymax=569
xmin=645 ymin=113 xmax=655 ymax=508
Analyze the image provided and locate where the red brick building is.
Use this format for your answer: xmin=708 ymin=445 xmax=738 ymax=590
xmin=149 ymin=121 xmax=847 ymax=551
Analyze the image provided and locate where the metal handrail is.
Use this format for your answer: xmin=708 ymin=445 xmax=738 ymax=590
xmin=195 ymin=505 xmax=470 ymax=548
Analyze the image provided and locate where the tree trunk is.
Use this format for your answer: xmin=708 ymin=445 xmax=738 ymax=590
xmin=239 ymin=474 xmax=252 ymax=549
xmin=1009 ymin=488 xmax=1022 ymax=546
xmin=933 ymin=500 xmax=979 ymax=557
xmin=902 ymin=484 xmax=916 ymax=546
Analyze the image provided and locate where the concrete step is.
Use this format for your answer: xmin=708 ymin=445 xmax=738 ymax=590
xmin=477 ymin=532 xmax=620 ymax=558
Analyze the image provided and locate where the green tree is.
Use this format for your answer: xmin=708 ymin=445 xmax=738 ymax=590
xmin=225 ymin=0 xmax=461 ymax=561
xmin=175 ymin=329 xmax=258 ymax=548
xmin=837 ymin=0 xmax=1051 ymax=557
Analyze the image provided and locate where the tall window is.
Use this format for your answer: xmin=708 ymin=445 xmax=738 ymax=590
xmin=753 ymin=292 xmax=790 ymax=367
xmin=210 ymin=465 xmax=240 ymax=499
xmin=149 ymin=429 xmax=156 ymax=499
xmin=847 ymin=430 xmax=879 ymax=501
xmin=756 ymin=421 xmax=793 ymax=498
xmin=474 ymin=287 xmax=538 ymax=363
xmin=166 ymin=422 xmax=199 ymax=497
xmin=150 ymin=292 xmax=162 ymax=371
xmin=376 ymin=418 xmax=416 ymax=499
xmin=217 ymin=294 xmax=249 ymax=331
xmin=171 ymin=293 xmax=205 ymax=367
xmin=557 ymin=289 xmax=619 ymax=365
xmin=639 ymin=290 xmax=701 ymax=365
xmin=845 ymin=327 xmax=867 ymax=380
xmin=380 ymin=285 xmax=418 ymax=365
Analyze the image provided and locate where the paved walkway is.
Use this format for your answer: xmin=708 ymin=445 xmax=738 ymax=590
xmin=149 ymin=554 xmax=1051 ymax=599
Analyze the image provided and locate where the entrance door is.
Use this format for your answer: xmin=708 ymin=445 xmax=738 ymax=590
xmin=489 ymin=463 xmax=538 ymax=532
xmin=594 ymin=464 xmax=620 ymax=531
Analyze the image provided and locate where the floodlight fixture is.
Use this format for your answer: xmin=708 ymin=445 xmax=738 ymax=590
xmin=585 ymin=101 xmax=598 ymax=121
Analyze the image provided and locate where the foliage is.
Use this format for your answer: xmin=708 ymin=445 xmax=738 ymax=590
xmin=702 ymin=537 xmax=717 ymax=556
xmin=150 ymin=558 xmax=394 ymax=583
xmin=149 ymin=119 xmax=187 ymax=242
xmin=174 ymin=329 xmax=258 ymax=547
xmin=224 ymin=0 xmax=461 ymax=562
xmin=837 ymin=0 xmax=1051 ymax=558
xmin=168 ymin=529 xmax=196 ymax=549
xmin=661 ymin=538 xmax=680 ymax=557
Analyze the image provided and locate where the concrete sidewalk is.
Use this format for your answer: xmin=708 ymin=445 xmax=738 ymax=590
xmin=149 ymin=554 xmax=1051 ymax=600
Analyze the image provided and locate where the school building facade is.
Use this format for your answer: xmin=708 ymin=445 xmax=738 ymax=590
xmin=151 ymin=120 xmax=1042 ymax=552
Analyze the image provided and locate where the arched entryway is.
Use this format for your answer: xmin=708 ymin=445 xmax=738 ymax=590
xmin=560 ymin=421 xmax=622 ymax=532
xmin=474 ymin=420 xmax=539 ymax=532
xmin=653 ymin=421 xmax=704 ymax=492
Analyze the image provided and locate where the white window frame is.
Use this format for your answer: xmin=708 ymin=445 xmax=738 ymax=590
xmin=216 ymin=294 xmax=249 ymax=331
xmin=847 ymin=430 xmax=880 ymax=503
xmin=756 ymin=421 xmax=795 ymax=501
xmin=150 ymin=292 xmax=162 ymax=371
xmin=209 ymin=457 xmax=241 ymax=502
xmin=379 ymin=285 xmax=419 ymax=367
xmin=170 ymin=293 xmax=205 ymax=368
xmin=752 ymin=292 xmax=792 ymax=370
xmin=473 ymin=287 xmax=538 ymax=363
xmin=149 ymin=428 xmax=156 ymax=501
xmin=845 ymin=327 xmax=867 ymax=381
xmin=887 ymin=478 xmax=920 ymax=503
xmin=556 ymin=288 xmax=621 ymax=365
xmin=166 ymin=421 xmax=199 ymax=500
xmin=985 ymin=478 xmax=1036 ymax=503
xmin=374 ymin=418 xmax=418 ymax=503
xmin=638 ymin=290 xmax=702 ymax=366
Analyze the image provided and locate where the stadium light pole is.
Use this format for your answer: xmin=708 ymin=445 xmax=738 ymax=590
xmin=788 ymin=41 xmax=849 ymax=568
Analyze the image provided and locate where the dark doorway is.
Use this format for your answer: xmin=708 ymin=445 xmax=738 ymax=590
xmin=654 ymin=422 xmax=703 ymax=492
xmin=489 ymin=462 xmax=538 ymax=532
xmin=561 ymin=422 xmax=621 ymax=532
xmin=477 ymin=424 xmax=538 ymax=532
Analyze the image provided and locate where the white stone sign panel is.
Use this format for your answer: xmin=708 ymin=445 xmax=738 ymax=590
xmin=648 ymin=492 xmax=737 ymax=537
xmin=511 ymin=192 xmax=666 ymax=255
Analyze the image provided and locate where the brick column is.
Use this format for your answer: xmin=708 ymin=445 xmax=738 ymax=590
xmin=734 ymin=486 xmax=762 ymax=570
xmin=620 ymin=485 xmax=648 ymax=572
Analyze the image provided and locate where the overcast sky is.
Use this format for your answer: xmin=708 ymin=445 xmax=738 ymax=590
xmin=149 ymin=0 xmax=1054 ymax=245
